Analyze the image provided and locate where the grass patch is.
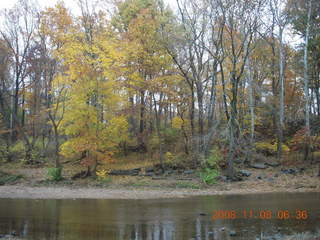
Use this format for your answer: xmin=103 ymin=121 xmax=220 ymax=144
xmin=131 ymin=180 xmax=152 ymax=187
xmin=0 ymin=171 xmax=22 ymax=185
xmin=34 ymin=178 xmax=74 ymax=186
xmin=125 ymin=180 xmax=151 ymax=187
xmin=174 ymin=181 xmax=201 ymax=189
xmin=95 ymin=177 xmax=112 ymax=186
xmin=116 ymin=177 xmax=163 ymax=188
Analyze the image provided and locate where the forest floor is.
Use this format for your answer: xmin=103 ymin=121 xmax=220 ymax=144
xmin=0 ymin=154 xmax=319 ymax=199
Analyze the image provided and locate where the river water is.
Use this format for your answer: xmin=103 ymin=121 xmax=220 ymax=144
xmin=0 ymin=192 xmax=319 ymax=239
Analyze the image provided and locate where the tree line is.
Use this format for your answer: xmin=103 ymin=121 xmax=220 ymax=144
xmin=0 ymin=0 xmax=319 ymax=178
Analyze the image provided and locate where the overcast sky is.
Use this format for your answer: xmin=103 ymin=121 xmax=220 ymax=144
xmin=0 ymin=0 xmax=66 ymax=11
xmin=0 ymin=0 xmax=301 ymax=47
xmin=0 ymin=0 xmax=176 ymax=13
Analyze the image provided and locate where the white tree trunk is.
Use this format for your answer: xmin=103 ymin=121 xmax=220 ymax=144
xmin=247 ymin=56 xmax=254 ymax=144
xmin=278 ymin=26 xmax=285 ymax=158
xmin=304 ymin=0 xmax=312 ymax=160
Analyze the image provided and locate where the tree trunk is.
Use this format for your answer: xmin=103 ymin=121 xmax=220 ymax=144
xmin=303 ymin=0 xmax=312 ymax=161
xmin=53 ymin=124 xmax=61 ymax=168
xmin=277 ymin=27 xmax=285 ymax=159
xmin=177 ymin=110 xmax=189 ymax=155
xmin=220 ymin=63 xmax=230 ymax=121
xmin=248 ymin=57 xmax=255 ymax=144
xmin=90 ymin=157 xmax=97 ymax=177
xmin=11 ymin=78 xmax=19 ymax=142
xmin=189 ymin=84 xmax=197 ymax=166
xmin=227 ymin=74 xmax=239 ymax=178
xmin=139 ymin=90 xmax=145 ymax=149
xmin=204 ymin=64 xmax=217 ymax=158
xmin=197 ymin=87 xmax=204 ymax=153
xmin=152 ymin=94 xmax=164 ymax=172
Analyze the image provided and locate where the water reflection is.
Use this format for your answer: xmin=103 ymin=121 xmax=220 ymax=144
xmin=0 ymin=192 xmax=319 ymax=239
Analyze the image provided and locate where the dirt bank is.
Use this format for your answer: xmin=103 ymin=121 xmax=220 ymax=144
xmin=0 ymin=159 xmax=319 ymax=199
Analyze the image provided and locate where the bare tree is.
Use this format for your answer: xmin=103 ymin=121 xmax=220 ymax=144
xmin=166 ymin=0 xmax=225 ymax=165
xmin=303 ymin=0 xmax=312 ymax=160
xmin=0 ymin=0 xmax=38 ymax=143
xmin=268 ymin=0 xmax=289 ymax=159
xmin=0 ymin=0 xmax=43 ymax=163
xmin=218 ymin=0 xmax=263 ymax=177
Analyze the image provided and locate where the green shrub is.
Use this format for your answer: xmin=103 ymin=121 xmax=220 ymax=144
xmin=47 ymin=167 xmax=62 ymax=181
xmin=200 ymin=168 xmax=219 ymax=185
xmin=199 ymin=147 xmax=221 ymax=185
xmin=205 ymin=147 xmax=223 ymax=169
xmin=10 ymin=141 xmax=25 ymax=155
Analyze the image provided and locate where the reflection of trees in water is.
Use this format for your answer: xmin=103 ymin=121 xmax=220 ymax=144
xmin=0 ymin=200 xmax=62 ymax=239
xmin=129 ymin=221 xmax=175 ymax=240
xmin=114 ymin=217 xmax=320 ymax=240
xmin=1 ymin=197 xmax=320 ymax=240
xmin=3 ymin=211 xmax=320 ymax=239
xmin=3 ymin=218 xmax=320 ymax=240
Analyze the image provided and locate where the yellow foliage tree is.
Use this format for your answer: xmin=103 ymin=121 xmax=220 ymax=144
xmin=47 ymin=6 xmax=129 ymax=176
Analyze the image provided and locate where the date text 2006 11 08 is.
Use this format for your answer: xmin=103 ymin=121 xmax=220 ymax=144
xmin=211 ymin=209 xmax=309 ymax=220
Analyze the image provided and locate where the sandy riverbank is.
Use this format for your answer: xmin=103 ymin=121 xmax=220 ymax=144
xmin=1 ymin=159 xmax=319 ymax=199
xmin=0 ymin=185 xmax=319 ymax=199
